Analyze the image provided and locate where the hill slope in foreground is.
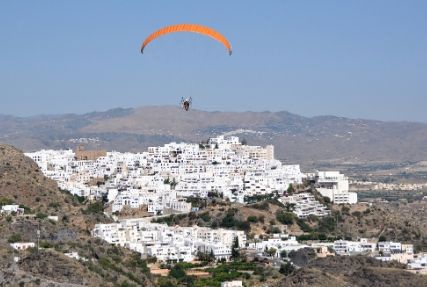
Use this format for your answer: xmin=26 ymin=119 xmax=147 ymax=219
xmin=279 ymin=254 xmax=427 ymax=287
xmin=1 ymin=106 xmax=427 ymax=163
xmin=0 ymin=144 xmax=155 ymax=286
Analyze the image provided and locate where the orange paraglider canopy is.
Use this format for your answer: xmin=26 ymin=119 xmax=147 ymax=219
xmin=141 ymin=24 xmax=232 ymax=55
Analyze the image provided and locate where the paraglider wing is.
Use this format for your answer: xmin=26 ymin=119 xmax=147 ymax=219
xmin=141 ymin=24 xmax=232 ymax=55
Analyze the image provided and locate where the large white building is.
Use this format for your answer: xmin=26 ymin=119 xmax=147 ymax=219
xmin=316 ymin=171 xmax=357 ymax=204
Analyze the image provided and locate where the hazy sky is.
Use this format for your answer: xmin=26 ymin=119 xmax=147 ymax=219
xmin=1 ymin=1 xmax=426 ymax=122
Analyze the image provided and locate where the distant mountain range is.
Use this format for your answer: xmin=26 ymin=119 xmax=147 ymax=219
xmin=1 ymin=106 xmax=426 ymax=163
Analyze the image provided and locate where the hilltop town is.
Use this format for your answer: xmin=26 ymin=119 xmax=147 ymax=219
xmin=24 ymin=136 xmax=357 ymax=213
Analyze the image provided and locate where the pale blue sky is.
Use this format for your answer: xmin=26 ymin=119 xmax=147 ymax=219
xmin=1 ymin=1 xmax=426 ymax=122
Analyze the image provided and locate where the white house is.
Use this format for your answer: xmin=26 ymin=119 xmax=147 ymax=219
xmin=10 ymin=242 xmax=35 ymax=251
xmin=64 ymin=252 xmax=87 ymax=261
xmin=1 ymin=205 xmax=24 ymax=215
xmin=221 ymin=281 xmax=243 ymax=287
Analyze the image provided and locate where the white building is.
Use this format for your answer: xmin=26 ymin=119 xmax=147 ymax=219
xmin=279 ymin=193 xmax=330 ymax=218
xmin=64 ymin=252 xmax=87 ymax=261
xmin=247 ymin=234 xmax=308 ymax=257
xmin=378 ymin=241 xmax=402 ymax=254
xmin=333 ymin=238 xmax=376 ymax=255
xmin=408 ymin=254 xmax=427 ymax=270
xmin=221 ymin=281 xmax=243 ymax=287
xmin=316 ymin=171 xmax=357 ymax=204
xmin=10 ymin=242 xmax=35 ymax=251
xmin=375 ymin=252 xmax=414 ymax=265
xmin=92 ymin=220 xmax=246 ymax=262
xmin=1 ymin=205 xmax=24 ymax=214
xmin=47 ymin=216 xmax=59 ymax=221
xmin=145 ymin=244 xmax=193 ymax=262
xmin=333 ymin=238 xmax=420 ymax=268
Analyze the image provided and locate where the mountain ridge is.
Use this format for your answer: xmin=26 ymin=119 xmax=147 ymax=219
xmin=1 ymin=106 xmax=427 ymax=163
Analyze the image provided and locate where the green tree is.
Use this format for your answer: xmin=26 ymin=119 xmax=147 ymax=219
xmin=84 ymin=201 xmax=104 ymax=214
xmin=170 ymin=264 xmax=186 ymax=280
xmin=200 ymin=212 xmax=211 ymax=222
xmin=159 ymin=279 xmax=175 ymax=287
xmin=221 ymin=213 xmax=236 ymax=228
xmin=247 ymin=215 xmax=258 ymax=223
xmin=8 ymin=233 xmax=22 ymax=243
xmin=280 ymin=250 xmax=287 ymax=258
xmin=231 ymin=236 xmax=240 ymax=260
xmin=341 ymin=205 xmax=350 ymax=215
xmin=35 ymin=212 xmax=47 ymax=219
xmin=379 ymin=235 xmax=387 ymax=242
xmin=127 ymin=253 xmax=149 ymax=273
xmin=318 ymin=233 xmax=327 ymax=241
xmin=296 ymin=218 xmax=312 ymax=232
xmin=276 ymin=211 xmax=294 ymax=225
xmin=0 ymin=197 xmax=14 ymax=206
xmin=266 ymin=247 xmax=277 ymax=257
xmin=279 ymin=262 xmax=295 ymax=275
xmin=197 ymin=250 xmax=215 ymax=262
xmin=119 ymin=280 xmax=133 ymax=287
xmin=318 ymin=216 xmax=336 ymax=233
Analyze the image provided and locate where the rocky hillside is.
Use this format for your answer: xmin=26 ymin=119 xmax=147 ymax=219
xmin=0 ymin=144 xmax=62 ymax=213
xmin=333 ymin=202 xmax=427 ymax=252
xmin=1 ymin=106 xmax=427 ymax=163
xmin=0 ymin=144 xmax=155 ymax=286
xmin=279 ymin=254 xmax=427 ymax=287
